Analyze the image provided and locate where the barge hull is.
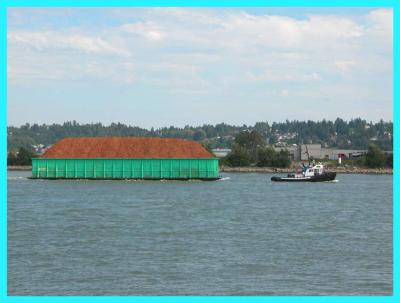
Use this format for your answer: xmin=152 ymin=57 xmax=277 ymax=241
xmin=31 ymin=158 xmax=219 ymax=180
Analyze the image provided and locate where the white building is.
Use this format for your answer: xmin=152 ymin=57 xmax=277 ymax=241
xmin=212 ymin=148 xmax=231 ymax=158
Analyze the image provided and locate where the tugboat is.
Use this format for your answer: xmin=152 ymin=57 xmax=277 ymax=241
xmin=271 ymin=146 xmax=336 ymax=182
xmin=271 ymin=162 xmax=336 ymax=182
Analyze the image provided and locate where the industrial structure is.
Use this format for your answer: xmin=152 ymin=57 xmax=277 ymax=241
xmin=31 ymin=137 xmax=219 ymax=180
xmin=274 ymin=144 xmax=368 ymax=161
xmin=212 ymin=144 xmax=369 ymax=161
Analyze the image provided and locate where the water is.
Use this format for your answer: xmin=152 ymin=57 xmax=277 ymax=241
xmin=8 ymin=171 xmax=392 ymax=295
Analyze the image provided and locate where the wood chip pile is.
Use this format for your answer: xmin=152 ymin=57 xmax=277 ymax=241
xmin=41 ymin=137 xmax=214 ymax=159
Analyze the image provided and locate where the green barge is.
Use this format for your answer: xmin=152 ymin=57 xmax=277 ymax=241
xmin=31 ymin=137 xmax=220 ymax=180
xmin=31 ymin=158 xmax=219 ymax=180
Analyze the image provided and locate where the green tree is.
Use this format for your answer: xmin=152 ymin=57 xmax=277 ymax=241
xmin=193 ymin=129 xmax=207 ymax=141
xmin=235 ymin=130 xmax=265 ymax=162
xmin=15 ymin=147 xmax=36 ymax=166
xmin=275 ymin=150 xmax=291 ymax=168
xmin=256 ymin=147 xmax=276 ymax=167
xmin=257 ymin=147 xmax=291 ymax=168
xmin=385 ymin=153 xmax=393 ymax=168
xmin=7 ymin=151 xmax=17 ymax=166
xmin=365 ymin=144 xmax=386 ymax=168
xmin=223 ymin=144 xmax=251 ymax=167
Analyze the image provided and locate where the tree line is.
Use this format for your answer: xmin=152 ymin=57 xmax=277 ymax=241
xmin=7 ymin=132 xmax=392 ymax=169
xmin=7 ymin=118 xmax=392 ymax=153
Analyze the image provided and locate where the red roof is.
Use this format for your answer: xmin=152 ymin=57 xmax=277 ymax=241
xmin=41 ymin=137 xmax=214 ymax=159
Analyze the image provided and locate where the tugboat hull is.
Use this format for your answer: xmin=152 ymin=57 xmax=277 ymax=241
xmin=271 ymin=172 xmax=336 ymax=182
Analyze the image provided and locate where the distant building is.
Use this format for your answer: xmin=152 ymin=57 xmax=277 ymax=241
xmin=274 ymin=145 xmax=300 ymax=161
xmin=322 ymin=149 xmax=368 ymax=160
xmin=273 ymin=144 xmax=370 ymax=161
xmin=212 ymin=148 xmax=231 ymax=158
xmin=274 ymin=144 xmax=321 ymax=161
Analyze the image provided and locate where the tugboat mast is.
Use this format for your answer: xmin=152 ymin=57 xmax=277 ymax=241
xmin=305 ymin=145 xmax=311 ymax=165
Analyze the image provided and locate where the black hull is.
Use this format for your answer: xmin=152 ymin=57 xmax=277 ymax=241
xmin=271 ymin=172 xmax=336 ymax=182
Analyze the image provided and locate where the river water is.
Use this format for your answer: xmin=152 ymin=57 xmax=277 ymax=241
xmin=8 ymin=171 xmax=392 ymax=295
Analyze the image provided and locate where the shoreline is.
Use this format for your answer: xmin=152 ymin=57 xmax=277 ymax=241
xmin=8 ymin=165 xmax=393 ymax=175
xmin=220 ymin=166 xmax=393 ymax=174
xmin=8 ymin=166 xmax=31 ymax=171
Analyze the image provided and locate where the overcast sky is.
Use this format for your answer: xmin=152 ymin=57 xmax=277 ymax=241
xmin=7 ymin=7 xmax=393 ymax=128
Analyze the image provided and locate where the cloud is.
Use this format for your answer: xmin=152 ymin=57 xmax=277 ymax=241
xmin=366 ymin=8 xmax=393 ymax=38
xmin=216 ymin=13 xmax=364 ymax=52
xmin=121 ymin=22 xmax=165 ymax=42
xmin=334 ymin=60 xmax=356 ymax=73
xmin=8 ymin=30 xmax=130 ymax=56
xmin=8 ymin=8 xmax=392 ymax=83
xmin=246 ymin=71 xmax=321 ymax=82
xmin=7 ymin=8 xmax=393 ymax=126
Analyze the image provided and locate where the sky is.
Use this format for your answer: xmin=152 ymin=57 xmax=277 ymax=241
xmin=7 ymin=7 xmax=393 ymax=128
